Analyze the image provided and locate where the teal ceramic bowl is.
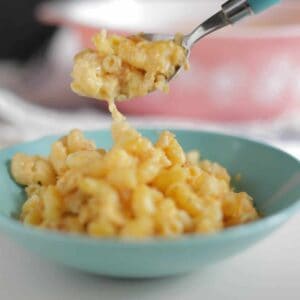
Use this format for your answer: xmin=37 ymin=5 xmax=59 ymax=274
xmin=0 ymin=129 xmax=299 ymax=278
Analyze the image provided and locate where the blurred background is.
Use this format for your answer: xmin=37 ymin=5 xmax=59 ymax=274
xmin=0 ymin=0 xmax=299 ymax=158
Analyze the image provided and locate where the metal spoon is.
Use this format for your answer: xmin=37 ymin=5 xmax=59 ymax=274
xmin=142 ymin=0 xmax=280 ymax=81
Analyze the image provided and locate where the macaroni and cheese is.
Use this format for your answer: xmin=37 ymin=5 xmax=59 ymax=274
xmin=71 ymin=30 xmax=188 ymax=117
xmin=12 ymin=122 xmax=258 ymax=238
xmin=11 ymin=30 xmax=259 ymax=239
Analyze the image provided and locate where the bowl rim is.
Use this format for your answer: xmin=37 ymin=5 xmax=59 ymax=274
xmin=36 ymin=0 xmax=300 ymax=39
xmin=0 ymin=128 xmax=299 ymax=248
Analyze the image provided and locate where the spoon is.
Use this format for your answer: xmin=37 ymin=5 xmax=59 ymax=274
xmin=142 ymin=0 xmax=280 ymax=81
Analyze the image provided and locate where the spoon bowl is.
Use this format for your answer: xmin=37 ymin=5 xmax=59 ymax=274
xmin=141 ymin=33 xmax=190 ymax=82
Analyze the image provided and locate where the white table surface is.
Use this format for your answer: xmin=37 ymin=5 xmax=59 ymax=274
xmin=0 ymin=213 xmax=299 ymax=300
xmin=1 ymin=90 xmax=299 ymax=300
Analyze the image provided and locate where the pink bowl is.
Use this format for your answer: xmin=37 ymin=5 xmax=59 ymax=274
xmin=38 ymin=0 xmax=300 ymax=122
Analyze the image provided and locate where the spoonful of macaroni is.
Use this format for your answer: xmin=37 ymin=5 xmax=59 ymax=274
xmin=71 ymin=0 xmax=280 ymax=111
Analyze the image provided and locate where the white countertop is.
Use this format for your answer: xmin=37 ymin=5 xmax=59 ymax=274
xmin=0 ymin=88 xmax=299 ymax=300
xmin=0 ymin=213 xmax=299 ymax=300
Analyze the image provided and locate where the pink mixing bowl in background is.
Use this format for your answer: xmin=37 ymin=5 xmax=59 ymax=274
xmin=38 ymin=0 xmax=300 ymax=122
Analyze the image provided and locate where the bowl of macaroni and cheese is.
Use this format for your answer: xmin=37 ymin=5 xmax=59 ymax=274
xmin=0 ymin=125 xmax=299 ymax=277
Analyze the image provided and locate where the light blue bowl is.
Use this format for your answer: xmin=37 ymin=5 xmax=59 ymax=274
xmin=0 ymin=129 xmax=299 ymax=278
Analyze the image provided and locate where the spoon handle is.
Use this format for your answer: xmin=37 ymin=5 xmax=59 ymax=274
xmin=247 ymin=0 xmax=280 ymax=14
xmin=185 ymin=0 xmax=280 ymax=48
xmin=222 ymin=0 xmax=280 ymax=24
